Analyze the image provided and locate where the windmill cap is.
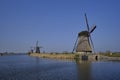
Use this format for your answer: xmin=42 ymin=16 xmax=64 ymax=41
xmin=78 ymin=31 xmax=89 ymax=37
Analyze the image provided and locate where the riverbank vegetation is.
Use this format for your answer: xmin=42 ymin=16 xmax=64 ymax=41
xmin=99 ymin=51 xmax=120 ymax=57
xmin=29 ymin=52 xmax=120 ymax=61
xmin=30 ymin=53 xmax=76 ymax=59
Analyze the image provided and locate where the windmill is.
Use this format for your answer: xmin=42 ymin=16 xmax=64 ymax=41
xmin=35 ymin=41 xmax=42 ymax=53
xmin=72 ymin=13 xmax=96 ymax=54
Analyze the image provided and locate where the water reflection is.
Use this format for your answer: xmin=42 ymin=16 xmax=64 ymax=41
xmin=0 ymin=55 xmax=120 ymax=80
xmin=35 ymin=57 xmax=40 ymax=64
xmin=76 ymin=60 xmax=91 ymax=80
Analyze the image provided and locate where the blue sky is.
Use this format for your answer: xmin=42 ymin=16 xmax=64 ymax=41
xmin=0 ymin=0 xmax=120 ymax=53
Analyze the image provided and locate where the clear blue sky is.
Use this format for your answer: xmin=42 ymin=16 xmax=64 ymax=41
xmin=0 ymin=0 xmax=120 ymax=53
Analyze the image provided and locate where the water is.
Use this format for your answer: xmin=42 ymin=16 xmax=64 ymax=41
xmin=0 ymin=55 xmax=120 ymax=80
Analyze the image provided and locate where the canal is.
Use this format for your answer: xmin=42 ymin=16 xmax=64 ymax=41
xmin=0 ymin=55 xmax=120 ymax=80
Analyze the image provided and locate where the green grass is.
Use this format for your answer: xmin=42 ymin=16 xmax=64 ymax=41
xmin=101 ymin=53 xmax=120 ymax=57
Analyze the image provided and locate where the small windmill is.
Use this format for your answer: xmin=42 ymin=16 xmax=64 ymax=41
xmin=35 ymin=41 xmax=42 ymax=53
xmin=72 ymin=13 xmax=96 ymax=54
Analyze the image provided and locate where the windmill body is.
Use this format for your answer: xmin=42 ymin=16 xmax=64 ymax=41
xmin=35 ymin=46 xmax=40 ymax=53
xmin=35 ymin=41 xmax=42 ymax=53
xmin=76 ymin=31 xmax=92 ymax=53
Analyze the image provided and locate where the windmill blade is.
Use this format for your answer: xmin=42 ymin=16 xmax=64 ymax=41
xmin=90 ymin=25 xmax=96 ymax=33
xmin=72 ymin=36 xmax=78 ymax=53
xmin=85 ymin=13 xmax=90 ymax=31
xmin=89 ymin=35 xmax=95 ymax=53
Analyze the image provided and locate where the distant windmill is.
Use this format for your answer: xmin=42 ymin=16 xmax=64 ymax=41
xmin=72 ymin=13 xmax=96 ymax=54
xmin=35 ymin=41 xmax=42 ymax=53
xmin=30 ymin=46 xmax=34 ymax=53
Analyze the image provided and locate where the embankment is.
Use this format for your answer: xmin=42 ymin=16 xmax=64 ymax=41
xmin=30 ymin=53 xmax=75 ymax=59
xmin=100 ymin=56 xmax=120 ymax=61
xmin=29 ymin=53 xmax=100 ymax=61
xmin=29 ymin=53 xmax=120 ymax=61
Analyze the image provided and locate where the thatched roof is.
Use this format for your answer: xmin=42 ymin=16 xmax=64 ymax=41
xmin=78 ymin=31 xmax=89 ymax=37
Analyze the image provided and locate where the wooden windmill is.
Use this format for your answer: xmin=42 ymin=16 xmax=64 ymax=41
xmin=35 ymin=41 xmax=42 ymax=53
xmin=72 ymin=13 xmax=96 ymax=54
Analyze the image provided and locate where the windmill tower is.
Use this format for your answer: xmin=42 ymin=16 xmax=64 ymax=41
xmin=72 ymin=13 xmax=96 ymax=54
xmin=35 ymin=41 xmax=42 ymax=53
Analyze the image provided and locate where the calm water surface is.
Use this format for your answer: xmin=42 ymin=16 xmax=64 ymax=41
xmin=0 ymin=55 xmax=120 ymax=80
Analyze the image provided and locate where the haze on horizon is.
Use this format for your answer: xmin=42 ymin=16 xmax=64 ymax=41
xmin=0 ymin=0 xmax=120 ymax=53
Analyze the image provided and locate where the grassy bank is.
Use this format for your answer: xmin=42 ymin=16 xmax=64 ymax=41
xmin=30 ymin=53 xmax=76 ymax=59
xmin=100 ymin=53 xmax=120 ymax=57
xmin=29 ymin=53 xmax=120 ymax=61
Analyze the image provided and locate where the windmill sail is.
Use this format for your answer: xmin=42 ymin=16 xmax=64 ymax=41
xmin=85 ymin=13 xmax=90 ymax=31
xmin=84 ymin=14 xmax=96 ymax=53
xmin=72 ymin=36 xmax=78 ymax=53
xmin=90 ymin=25 xmax=96 ymax=33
